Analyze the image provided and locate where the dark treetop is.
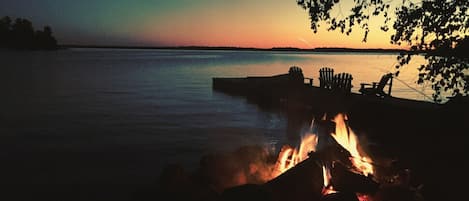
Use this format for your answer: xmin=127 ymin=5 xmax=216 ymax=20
xmin=0 ymin=16 xmax=57 ymax=50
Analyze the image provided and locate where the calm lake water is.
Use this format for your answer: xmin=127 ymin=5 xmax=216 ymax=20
xmin=0 ymin=48 xmax=433 ymax=200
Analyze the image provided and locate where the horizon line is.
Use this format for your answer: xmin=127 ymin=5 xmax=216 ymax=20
xmin=59 ymin=44 xmax=409 ymax=52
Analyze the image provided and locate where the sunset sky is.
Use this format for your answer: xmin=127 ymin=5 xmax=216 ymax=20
xmin=0 ymin=0 xmax=401 ymax=49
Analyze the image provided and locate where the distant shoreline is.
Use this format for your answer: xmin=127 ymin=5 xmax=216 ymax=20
xmin=60 ymin=44 xmax=408 ymax=53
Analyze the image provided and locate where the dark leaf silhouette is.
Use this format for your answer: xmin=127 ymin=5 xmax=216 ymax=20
xmin=297 ymin=0 xmax=468 ymax=102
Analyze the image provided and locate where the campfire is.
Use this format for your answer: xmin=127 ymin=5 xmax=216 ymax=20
xmin=159 ymin=113 xmax=424 ymax=201
xmin=272 ymin=114 xmax=373 ymax=179
xmin=259 ymin=113 xmax=424 ymax=201
xmin=263 ymin=113 xmax=379 ymax=201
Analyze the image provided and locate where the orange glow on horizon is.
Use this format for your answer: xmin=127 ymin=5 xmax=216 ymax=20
xmin=141 ymin=0 xmax=400 ymax=49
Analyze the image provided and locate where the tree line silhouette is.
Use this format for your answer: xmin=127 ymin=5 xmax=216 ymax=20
xmin=0 ymin=16 xmax=57 ymax=50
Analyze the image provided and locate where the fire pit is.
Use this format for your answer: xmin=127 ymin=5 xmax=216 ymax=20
xmin=158 ymin=113 xmax=424 ymax=201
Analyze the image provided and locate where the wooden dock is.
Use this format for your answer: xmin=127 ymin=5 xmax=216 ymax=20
xmin=211 ymin=67 xmax=468 ymax=148
xmin=212 ymin=72 xmax=440 ymax=113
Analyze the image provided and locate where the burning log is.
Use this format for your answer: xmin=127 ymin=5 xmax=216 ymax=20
xmin=254 ymin=148 xmax=378 ymax=201
xmin=330 ymin=162 xmax=379 ymax=194
xmin=316 ymin=141 xmax=352 ymax=167
xmin=263 ymin=156 xmax=324 ymax=201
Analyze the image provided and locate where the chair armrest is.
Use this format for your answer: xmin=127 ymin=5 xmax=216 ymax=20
xmin=359 ymin=84 xmax=368 ymax=92
xmin=304 ymin=78 xmax=314 ymax=86
xmin=360 ymin=83 xmax=371 ymax=89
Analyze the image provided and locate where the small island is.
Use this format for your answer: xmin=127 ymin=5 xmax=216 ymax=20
xmin=0 ymin=16 xmax=58 ymax=50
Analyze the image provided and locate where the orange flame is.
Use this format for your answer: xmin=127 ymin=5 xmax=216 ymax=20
xmin=332 ymin=114 xmax=374 ymax=176
xmin=272 ymin=132 xmax=318 ymax=177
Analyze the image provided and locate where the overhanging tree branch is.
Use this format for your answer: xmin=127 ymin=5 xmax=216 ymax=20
xmin=297 ymin=0 xmax=469 ymax=102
